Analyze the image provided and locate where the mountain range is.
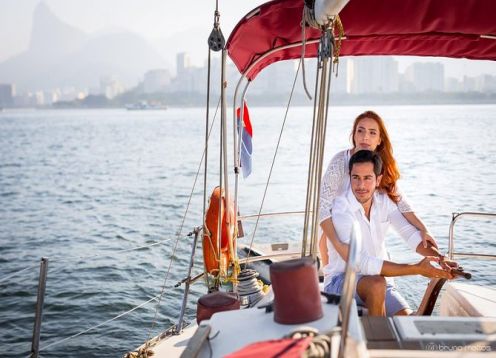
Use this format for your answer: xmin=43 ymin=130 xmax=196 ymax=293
xmin=0 ymin=2 xmax=167 ymax=92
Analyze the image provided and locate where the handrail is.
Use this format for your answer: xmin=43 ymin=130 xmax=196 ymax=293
xmin=448 ymin=211 xmax=496 ymax=260
xmin=239 ymin=210 xmax=309 ymax=220
xmin=238 ymin=251 xmax=301 ymax=264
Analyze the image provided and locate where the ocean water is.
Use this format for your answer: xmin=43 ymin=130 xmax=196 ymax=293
xmin=1 ymin=105 xmax=495 ymax=357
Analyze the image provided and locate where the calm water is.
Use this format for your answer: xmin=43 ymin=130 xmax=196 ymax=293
xmin=1 ymin=105 xmax=496 ymax=357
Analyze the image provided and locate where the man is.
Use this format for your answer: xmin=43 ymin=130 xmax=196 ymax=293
xmin=322 ymin=150 xmax=454 ymax=316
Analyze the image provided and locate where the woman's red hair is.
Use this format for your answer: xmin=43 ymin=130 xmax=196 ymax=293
xmin=350 ymin=111 xmax=401 ymax=203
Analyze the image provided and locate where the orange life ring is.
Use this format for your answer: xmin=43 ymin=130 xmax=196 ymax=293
xmin=203 ymin=187 xmax=236 ymax=277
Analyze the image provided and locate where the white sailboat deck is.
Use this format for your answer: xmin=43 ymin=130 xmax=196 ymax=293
xmin=152 ymin=298 xmax=365 ymax=357
xmin=441 ymin=282 xmax=496 ymax=317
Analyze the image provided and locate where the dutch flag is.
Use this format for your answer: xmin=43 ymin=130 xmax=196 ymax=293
xmin=236 ymin=102 xmax=253 ymax=179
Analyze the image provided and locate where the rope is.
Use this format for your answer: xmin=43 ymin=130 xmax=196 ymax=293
xmin=144 ymin=234 xmax=184 ymax=342
xmin=246 ymin=59 xmax=302 ymax=259
xmin=332 ymin=16 xmax=344 ymax=65
xmin=217 ymin=51 xmax=225 ymax=289
xmin=178 ymin=95 xmax=221 ymax=239
xmin=311 ymin=34 xmax=334 ymax=255
xmin=204 ymin=48 xmax=213 ymax=289
xmin=144 ymin=90 xmax=222 ymax=343
xmin=285 ymin=328 xmax=333 ymax=358
xmin=237 ymin=269 xmax=266 ymax=307
xmin=0 ymin=236 xmax=184 ymax=284
xmin=301 ymin=1 xmax=345 ymax=74
xmin=51 ymin=237 xmax=178 ymax=263
xmin=36 ymin=294 xmax=160 ymax=354
xmin=144 ymin=228 xmax=201 ymax=342
xmin=0 ymin=264 xmax=40 ymax=284
xmin=300 ymin=7 xmax=313 ymax=100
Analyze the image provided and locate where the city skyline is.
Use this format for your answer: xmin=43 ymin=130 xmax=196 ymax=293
xmin=1 ymin=1 xmax=495 ymax=108
xmin=2 ymin=51 xmax=495 ymax=109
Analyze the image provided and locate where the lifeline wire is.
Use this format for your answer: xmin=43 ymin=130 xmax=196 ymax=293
xmin=0 ymin=264 xmax=40 ymax=284
xmin=1 ymin=236 xmax=181 ymax=285
xmin=35 ymin=294 xmax=160 ymax=354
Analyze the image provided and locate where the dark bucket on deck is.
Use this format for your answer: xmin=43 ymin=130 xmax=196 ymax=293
xmin=270 ymin=257 xmax=323 ymax=324
xmin=196 ymin=291 xmax=240 ymax=324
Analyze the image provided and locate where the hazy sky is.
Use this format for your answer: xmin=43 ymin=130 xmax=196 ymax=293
xmin=0 ymin=0 xmax=266 ymax=65
xmin=1 ymin=0 xmax=495 ymax=78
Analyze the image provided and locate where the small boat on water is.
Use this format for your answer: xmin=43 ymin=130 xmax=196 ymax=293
xmin=125 ymin=101 xmax=167 ymax=110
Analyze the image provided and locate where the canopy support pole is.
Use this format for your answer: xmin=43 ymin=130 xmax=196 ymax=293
xmin=233 ymin=79 xmax=251 ymax=269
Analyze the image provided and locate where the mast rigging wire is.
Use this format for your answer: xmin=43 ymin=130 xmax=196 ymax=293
xmin=145 ymin=96 xmax=221 ymax=341
xmin=245 ymin=59 xmax=303 ymax=258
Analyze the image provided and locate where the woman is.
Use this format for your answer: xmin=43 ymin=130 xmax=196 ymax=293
xmin=319 ymin=110 xmax=438 ymax=266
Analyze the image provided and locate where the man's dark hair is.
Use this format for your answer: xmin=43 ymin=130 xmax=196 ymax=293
xmin=349 ymin=150 xmax=383 ymax=177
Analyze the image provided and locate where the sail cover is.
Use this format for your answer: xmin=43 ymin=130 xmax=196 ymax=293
xmin=226 ymin=0 xmax=496 ymax=80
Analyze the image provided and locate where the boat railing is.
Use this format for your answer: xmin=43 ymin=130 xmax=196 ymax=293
xmin=239 ymin=209 xmax=308 ymax=220
xmin=448 ymin=211 xmax=496 ymax=260
xmin=3 ymin=229 xmax=196 ymax=358
xmin=237 ymin=209 xmax=314 ymax=263
xmin=5 ymin=209 xmax=311 ymax=357
xmin=4 ymin=209 xmax=306 ymax=284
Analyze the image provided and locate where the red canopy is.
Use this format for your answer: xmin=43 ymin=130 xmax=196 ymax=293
xmin=226 ymin=0 xmax=496 ymax=80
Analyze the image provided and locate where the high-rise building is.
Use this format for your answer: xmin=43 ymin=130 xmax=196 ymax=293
xmin=177 ymin=53 xmax=191 ymax=77
xmin=0 ymin=84 xmax=15 ymax=107
xmin=100 ymin=76 xmax=124 ymax=99
xmin=347 ymin=57 xmax=399 ymax=94
xmin=445 ymin=77 xmax=462 ymax=92
xmin=462 ymin=76 xmax=477 ymax=92
xmin=404 ymin=62 xmax=444 ymax=92
xmin=251 ymin=60 xmax=296 ymax=95
xmin=475 ymin=75 xmax=496 ymax=93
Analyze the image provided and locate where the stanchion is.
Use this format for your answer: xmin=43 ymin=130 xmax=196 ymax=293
xmin=31 ymin=257 xmax=48 ymax=358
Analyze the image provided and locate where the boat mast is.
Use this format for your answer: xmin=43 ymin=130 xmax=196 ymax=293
xmin=205 ymin=0 xmax=238 ymax=290
xmin=302 ymin=22 xmax=338 ymax=259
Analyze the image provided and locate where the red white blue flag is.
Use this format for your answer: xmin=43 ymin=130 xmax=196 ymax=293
xmin=236 ymin=102 xmax=253 ymax=178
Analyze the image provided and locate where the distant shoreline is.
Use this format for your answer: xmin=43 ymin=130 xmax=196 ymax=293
xmin=3 ymin=102 xmax=495 ymax=111
xmin=3 ymin=92 xmax=495 ymax=110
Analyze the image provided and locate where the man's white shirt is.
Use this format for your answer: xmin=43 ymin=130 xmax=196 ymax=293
xmin=323 ymin=189 xmax=422 ymax=287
